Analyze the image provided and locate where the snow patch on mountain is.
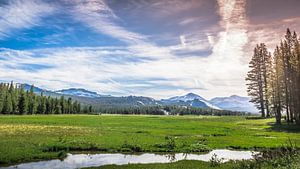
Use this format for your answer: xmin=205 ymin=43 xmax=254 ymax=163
xmin=136 ymin=101 xmax=145 ymax=105
xmin=167 ymin=93 xmax=205 ymax=102
xmin=161 ymin=93 xmax=221 ymax=110
xmin=210 ymin=95 xmax=258 ymax=113
xmin=55 ymin=88 xmax=102 ymax=98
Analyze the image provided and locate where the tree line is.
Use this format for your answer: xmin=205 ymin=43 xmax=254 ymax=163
xmin=164 ymin=105 xmax=250 ymax=116
xmin=0 ymin=82 xmax=93 ymax=115
xmin=94 ymin=105 xmax=250 ymax=116
xmin=246 ymin=28 xmax=300 ymax=125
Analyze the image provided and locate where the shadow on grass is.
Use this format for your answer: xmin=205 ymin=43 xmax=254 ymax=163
xmin=246 ymin=116 xmax=270 ymax=120
xmin=266 ymin=122 xmax=300 ymax=133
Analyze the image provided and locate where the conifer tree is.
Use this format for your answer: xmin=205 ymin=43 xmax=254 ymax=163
xmin=9 ymin=81 xmax=18 ymax=113
xmin=18 ymin=88 xmax=28 ymax=115
xmin=0 ymin=84 xmax=5 ymax=112
xmin=246 ymin=44 xmax=271 ymax=117
xmin=260 ymin=44 xmax=273 ymax=117
xmin=252 ymin=28 xmax=300 ymax=125
xmin=2 ymin=92 xmax=13 ymax=114
xmin=45 ymin=96 xmax=52 ymax=114
xmin=28 ymin=85 xmax=36 ymax=114
xmin=270 ymin=46 xmax=284 ymax=124
xmin=54 ymin=98 xmax=62 ymax=114
xmin=67 ymin=98 xmax=72 ymax=114
xmin=290 ymin=31 xmax=300 ymax=124
xmin=60 ymin=96 xmax=65 ymax=114
xmin=0 ymin=82 xmax=87 ymax=115
xmin=37 ymin=93 xmax=46 ymax=114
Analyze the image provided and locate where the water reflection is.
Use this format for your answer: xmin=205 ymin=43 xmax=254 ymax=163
xmin=1 ymin=149 xmax=257 ymax=169
xmin=165 ymin=153 xmax=176 ymax=162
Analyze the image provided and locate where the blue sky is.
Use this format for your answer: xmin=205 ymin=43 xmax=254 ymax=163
xmin=0 ymin=0 xmax=300 ymax=99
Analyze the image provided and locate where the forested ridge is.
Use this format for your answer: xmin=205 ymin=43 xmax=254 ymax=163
xmin=247 ymin=28 xmax=300 ymax=125
xmin=0 ymin=82 xmax=249 ymax=116
xmin=0 ymin=82 xmax=92 ymax=114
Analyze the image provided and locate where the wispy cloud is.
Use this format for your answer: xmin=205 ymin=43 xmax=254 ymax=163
xmin=247 ymin=17 xmax=300 ymax=54
xmin=1 ymin=0 xmax=299 ymax=99
xmin=0 ymin=0 xmax=250 ymax=99
xmin=67 ymin=0 xmax=147 ymax=44
xmin=179 ymin=17 xmax=201 ymax=26
xmin=194 ymin=0 xmax=250 ymax=97
xmin=0 ymin=42 xmax=244 ymax=99
xmin=0 ymin=0 xmax=55 ymax=39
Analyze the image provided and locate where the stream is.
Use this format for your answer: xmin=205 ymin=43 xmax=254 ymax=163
xmin=1 ymin=149 xmax=258 ymax=169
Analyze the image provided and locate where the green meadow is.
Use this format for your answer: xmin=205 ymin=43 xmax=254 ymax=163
xmin=0 ymin=115 xmax=299 ymax=166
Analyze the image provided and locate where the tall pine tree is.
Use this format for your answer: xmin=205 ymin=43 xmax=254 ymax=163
xmin=246 ymin=44 xmax=271 ymax=117
xmin=18 ymin=88 xmax=28 ymax=115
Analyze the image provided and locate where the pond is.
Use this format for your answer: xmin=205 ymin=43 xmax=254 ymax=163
xmin=2 ymin=149 xmax=257 ymax=169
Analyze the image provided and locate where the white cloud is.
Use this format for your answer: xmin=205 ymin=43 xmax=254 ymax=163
xmin=179 ymin=35 xmax=186 ymax=47
xmin=0 ymin=43 xmax=246 ymax=99
xmin=67 ymin=0 xmax=146 ymax=44
xmin=201 ymin=0 xmax=249 ymax=97
xmin=0 ymin=0 xmax=55 ymax=39
xmin=179 ymin=17 xmax=199 ymax=26
xmin=0 ymin=0 xmax=259 ymax=100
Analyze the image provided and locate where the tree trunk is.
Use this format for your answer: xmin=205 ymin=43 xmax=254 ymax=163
xmin=266 ymin=99 xmax=270 ymax=117
xmin=260 ymin=96 xmax=265 ymax=117
xmin=276 ymin=108 xmax=282 ymax=124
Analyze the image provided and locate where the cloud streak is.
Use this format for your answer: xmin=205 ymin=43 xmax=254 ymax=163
xmin=0 ymin=0 xmax=250 ymax=99
xmin=0 ymin=0 xmax=55 ymax=39
xmin=1 ymin=0 xmax=299 ymax=99
xmin=67 ymin=0 xmax=147 ymax=44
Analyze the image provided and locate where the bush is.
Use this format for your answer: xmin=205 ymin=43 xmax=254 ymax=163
xmin=184 ymin=143 xmax=211 ymax=152
xmin=153 ymin=136 xmax=176 ymax=151
xmin=165 ymin=136 xmax=176 ymax=150
xmin=121 ymin=141 xmax=142 ymax=152
xmin=209 ymin=153 xmax=223 ymax=167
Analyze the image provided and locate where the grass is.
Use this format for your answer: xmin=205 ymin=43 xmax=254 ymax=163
xmin=86 ymin=160 xmax=237 ymax=169
xmin=0 ymin=115 xmax=299 ymax=166
xmin=86 ymin=154 xmax=300 ymax=169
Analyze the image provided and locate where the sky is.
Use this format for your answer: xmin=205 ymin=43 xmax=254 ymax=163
xmin=0 ymin=0 xmax=300 ymax=99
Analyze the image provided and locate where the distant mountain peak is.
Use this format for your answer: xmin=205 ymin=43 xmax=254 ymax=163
xmin=167 ymin=93 xmax=205 ymax=102
xmin=22 ymin=83 xmax=46 ymax=93
xmin=186 ymin=92 xmax=197 ymax=96
xmin=55 ymin=88 xmax=102 ymax=98
xmin=229 ymin=95 xmax=244 ymax=99
xmin=57 ymin=88 xmax=97 ymax=93
xmin=161 ymin=93 xmax=220 ymax=110
xmin=186 ymin=92 xmax=201 ymax=97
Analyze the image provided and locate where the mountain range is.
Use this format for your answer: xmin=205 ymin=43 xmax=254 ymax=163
xmin=22 ymin=84 xmax=258 ymax=113
xmin=210 ymin=95 xmax=258 ymax=113
xmin=161 ymin=93 xmax=221 ymax=110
